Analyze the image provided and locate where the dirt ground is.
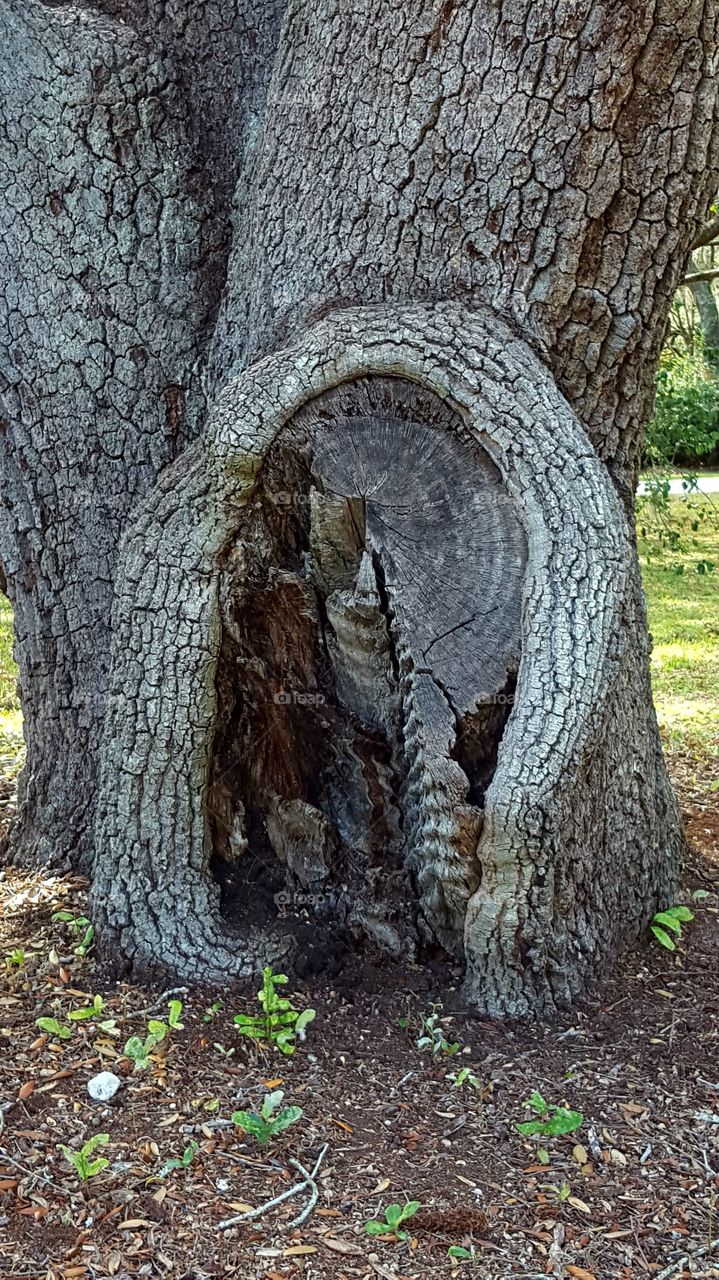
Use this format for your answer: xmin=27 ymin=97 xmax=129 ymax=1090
xmin=0 ymin=756 xmax=718 ymax=1280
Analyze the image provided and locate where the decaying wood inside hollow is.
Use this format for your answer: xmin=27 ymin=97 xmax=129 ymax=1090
xmin=209 ymin=377 xmax=527 ymax=971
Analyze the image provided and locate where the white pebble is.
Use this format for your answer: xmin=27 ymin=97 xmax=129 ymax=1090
xmin=87 ymin=1071 xmax=121 ymax=1103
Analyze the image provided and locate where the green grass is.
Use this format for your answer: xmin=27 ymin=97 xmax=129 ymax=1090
xmin=638 ymin=492 xmax=719 ymax=762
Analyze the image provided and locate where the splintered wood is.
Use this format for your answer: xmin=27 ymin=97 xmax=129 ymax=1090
xmin=210 ymin=377 xmax=526 ymax=963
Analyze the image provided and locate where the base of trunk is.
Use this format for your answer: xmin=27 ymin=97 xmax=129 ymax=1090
xmin=91 ymin=302 xmax=682 ymax=1014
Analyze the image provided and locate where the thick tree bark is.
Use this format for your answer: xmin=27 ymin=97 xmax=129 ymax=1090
xmin=2 ymin=0 xmax=718 ymax=1013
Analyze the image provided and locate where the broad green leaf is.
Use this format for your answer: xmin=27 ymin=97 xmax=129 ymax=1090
xmin=515 ymin=1118 xmax=545 ymax=1136
xmin=167 ymin=1000 xmax=184 ymax=1028
xmin=665 ymin=905 xmax=693 ymax=922
xmin=36 ymin=1017 xmax=71 ymax=1040
xmin=270 ymin=1106 xmax=302 ymax=1134
xmin=541 ymin=1108 xmax=583 ymax=1136
xmin=384 ymin=1203 xmax=403 ymax=1227
xmin=651 ymin=924 xmax=675 ymax=951
xmin=231 ymin=1110 xmax=268 ymax=1143
xmin=365 ymin=1221 xmax=392 ymax=1236
xmin=448 ymin=1246 xmax=472 ymax=1259
xmin=262 ymin=1090 xmax=284 ymax=1118
xmin=147 ymin=1019 xmax=168 ymax=1041
xmin=83 ymin=1133 xmax=110 ymax=1156
xmin=525 ymin=1091 xmax=547 ymax=1114
xmin=295 ymin=1008 xmax=316 ymax=1035
xmin=653 ymin=912 xmax=682 ymax=935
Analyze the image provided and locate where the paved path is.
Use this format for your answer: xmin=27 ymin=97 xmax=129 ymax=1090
xmin=637 ymin=474 xmax=719 ymax=496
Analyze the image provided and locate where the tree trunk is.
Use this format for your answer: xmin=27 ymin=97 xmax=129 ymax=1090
xmin=2 ymin=0 xmax=718 ymax=1014
xmin=688 ymin=277 xmax=719 ymax=362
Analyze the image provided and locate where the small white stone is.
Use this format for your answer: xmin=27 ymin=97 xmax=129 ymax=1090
xmin=87 ymin=1071 xmax=121 ymax=1103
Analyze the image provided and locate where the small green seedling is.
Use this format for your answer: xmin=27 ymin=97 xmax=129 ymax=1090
xmin=123 ymin=1034 xmax=157 ymax=1071
xmin=52 ymin=911 xmax=95 ymax=957
xmin=447 ymin=1067 xmax=482 ymax=1090
xmin=68 ymin=995 xmax=105 ymax=1022
xmin=6 ymin=948 xmax=25 ymax=969
xmin=233 ymin=967 xmax=315 ymax=1056
xmin=123 ymin=1000 xmax=184 ymax=1070
xmin=448 ymin=1244 xmax=479 ymax=1262
xmin=159 ymin=1139 xmax=198 ymax=1178
xmin=58 ymin=1133 xmax=110 ymax=1181
xmin=147 ymin=999 xmax=184 ymax=1043
xmin=231 ymin=1090 xmax=303 ymax=1146
xmin=213 ymin=1042 xmax=236 ymax=1059
xmin=203 ymin=999 xmax=223 ymax=1022
xmin=417 ymin=1003 xmax=459 ymax=1057
xmin=36 ymin=1016 xmax=72 ymax=1041
xmin=515 ymin=1091 xmax=583 ymax=1138
xmin=365 ymin=1200 xmax=421 ymax=1240
xmin=650 ymin=904 xmax=694 ymax=951
xmin=541 ymin=1180 xmax=572 ymax=1201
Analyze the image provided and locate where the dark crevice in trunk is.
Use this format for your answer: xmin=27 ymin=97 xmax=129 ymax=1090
xmin=206 ymin=375 xmax=525 ymax=976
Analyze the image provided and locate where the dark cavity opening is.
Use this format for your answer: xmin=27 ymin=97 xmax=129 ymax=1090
xmin=208 ymin=376 xmax=527 ymax=976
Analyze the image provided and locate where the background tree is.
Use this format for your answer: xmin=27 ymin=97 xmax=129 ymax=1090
xmin=2 ymin=0 xmax=719 ymax=1015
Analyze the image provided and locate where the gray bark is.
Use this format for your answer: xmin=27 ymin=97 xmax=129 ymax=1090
xmin=2 ymin=0 xmax=717 ymax=1013
xmin=688 ymin=279 xmax=719 ymax=354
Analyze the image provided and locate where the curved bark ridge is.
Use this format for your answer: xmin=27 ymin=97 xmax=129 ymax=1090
xmin=92 ymin=302 xmax=677 ymax=1013
xmin=208 ymin=379 xmax=525 ymax=966
xmin=215 ymin=0 xmax=719 ymax=495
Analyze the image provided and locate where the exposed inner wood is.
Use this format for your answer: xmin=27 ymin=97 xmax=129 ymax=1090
xmin=209 ymin=377 xmax=526 ymax=968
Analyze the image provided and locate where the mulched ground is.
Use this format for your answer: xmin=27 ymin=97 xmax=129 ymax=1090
xmin=0 ymin=756 xmax=718 ymax=1280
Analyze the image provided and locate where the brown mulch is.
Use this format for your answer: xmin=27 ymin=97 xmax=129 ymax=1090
xmin=0 ymin=755 xmax=717 ymax=1280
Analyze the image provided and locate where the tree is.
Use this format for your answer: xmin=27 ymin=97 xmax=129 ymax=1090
xmin=1 ymin=0 xmax=718 ymax=1016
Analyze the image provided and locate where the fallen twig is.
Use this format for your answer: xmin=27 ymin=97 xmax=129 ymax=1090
xmin=216 ymin=1144 xmax=329 ymax=1231
xmin=286 ymin=1145 xmax=328 ymax=1227
xmin=130 ymin=987 xmax=188 ymax=1019
xmin=655 ymin=1240 xmax=719 ymax=1280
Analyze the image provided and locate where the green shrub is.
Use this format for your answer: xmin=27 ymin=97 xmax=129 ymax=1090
xmin=646 ymin=348 xmax=719 ymax=467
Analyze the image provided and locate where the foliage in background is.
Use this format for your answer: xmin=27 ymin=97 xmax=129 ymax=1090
xmin=646 ymin=347 xmax=719 ymax=469
xmin=639 ymin=493 xmax=719 ymax=760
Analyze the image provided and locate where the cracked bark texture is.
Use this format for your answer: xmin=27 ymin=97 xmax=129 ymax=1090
xmin=2 ymin=0 xmax=717 ymax=1013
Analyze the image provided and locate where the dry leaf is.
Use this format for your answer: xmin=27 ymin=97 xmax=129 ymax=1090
xmin=118 ymin=1218 xmax=151 ymax=1230
xmin=566 ymin=1268 xmax=598 ymax=1280
xmin=321 ymin=1237 xmax=363 ymax=1255
xmin=331 ymin=1117 xmax=353 ymax=1133
xmin=282 ymin=1245 xmax=318 ymax=1256
xmin=567 ymin=1196 xmax=592 ymax=1215
xmin=17 ymin=1080 xmax=35 ymax=1100
xmin=572 ymin=1144 xmax=588 ymax=1164
xmin=370 ymin=1177 xmax=391 ymax=1195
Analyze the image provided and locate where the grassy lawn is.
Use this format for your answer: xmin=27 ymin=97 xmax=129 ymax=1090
xmin=0 ymin=594 xmax=22 ymax=777
xmin=638 ymin=492 xmax=719 ymax=770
